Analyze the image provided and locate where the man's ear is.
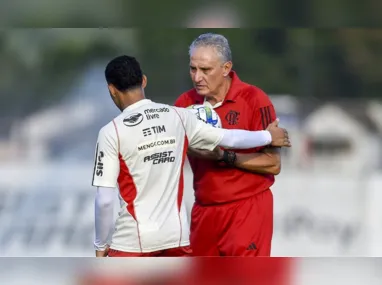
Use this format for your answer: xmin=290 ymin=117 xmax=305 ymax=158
xmin=142 ymin=75 xmax=148 ymax=89
xmin=108 ymin=84 xmax=117 ymax=98
xmin=223 ymin=61 xmax=233 ymax=76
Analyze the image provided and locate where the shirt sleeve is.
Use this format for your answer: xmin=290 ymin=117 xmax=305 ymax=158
xmin=252 ymin=90 xmax=277 ymax=131
xmin=94 ymin=186 xmax=116 ymax=251
xmin=250 ymin=90 xmax=278 ymax=152
xmin=91 ymin=125 xmax=120 ymax=188
xmin=173 ymin=107 xmax=224 ymax=151
xmin=219 ymin=129 xmax=272 ymax=149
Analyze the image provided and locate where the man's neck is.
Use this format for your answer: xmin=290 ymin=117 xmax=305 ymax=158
xmin=205 ymin=77 xmax=232 ymax=106
xmin=120 ymin=90 xmax=146 ymax=111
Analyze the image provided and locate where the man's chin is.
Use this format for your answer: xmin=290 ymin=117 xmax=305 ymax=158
xmin=195 ymin=88 xmax=209 ymax=96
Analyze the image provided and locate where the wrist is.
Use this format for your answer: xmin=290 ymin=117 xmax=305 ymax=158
xmin=94 ymin=242 xmax=108 ymax=251
xmin=263 ymin=130 xmax=272 ymax=145
xmin=216 ymin=147 xmax=224 ymax=161
xmin=220 ymin=150 xmax=237 ymax=166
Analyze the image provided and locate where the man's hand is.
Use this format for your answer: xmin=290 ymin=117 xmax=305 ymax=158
xmin=266 ymin=119 xmax=291 ymax=147
xmin=95 ymin=245 xmax=109 ymax=257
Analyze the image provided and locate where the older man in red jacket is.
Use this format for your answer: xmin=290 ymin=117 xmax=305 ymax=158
xmin=175 ymin=32 xmax=284 ymax=256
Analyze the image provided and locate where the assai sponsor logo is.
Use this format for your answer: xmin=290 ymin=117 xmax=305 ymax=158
xmin=143 ymin=151 xmax=175 ymax=165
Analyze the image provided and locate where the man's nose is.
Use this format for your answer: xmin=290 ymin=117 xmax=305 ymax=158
xmin=194 ymin=71 xmax=203 ymax=83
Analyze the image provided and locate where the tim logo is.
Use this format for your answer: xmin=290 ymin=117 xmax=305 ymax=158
xmin=96 ymin=151 xmax=104 ymax=176
xmin=142 ymin=125 xmax=166 ymax=137
xmin=225 ymin=110 xmax=240 ymax=125
xmin=123 ymin=113 xmax=144 ymax=127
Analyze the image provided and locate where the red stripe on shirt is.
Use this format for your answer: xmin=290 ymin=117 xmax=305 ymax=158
xmin=177 ymin=137 xmax=189 ymax=246
xmin=118 ymin=154 xmax=143 ymax=252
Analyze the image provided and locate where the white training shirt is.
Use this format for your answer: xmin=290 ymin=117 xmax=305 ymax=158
xmin=91 ymin=99 xmax=224 ymax=253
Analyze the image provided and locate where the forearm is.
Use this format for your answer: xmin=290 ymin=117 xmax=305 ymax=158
xmin=187 ymin=130 xmax=274 ymax=162
xmin=219 ymin=129 xmax=272 ymax=149
xmin=187 ymin=147 xmax=218 ymax=160
xmin=233 ymin=148 xmax=281 ymax=175
xmin=94 ymin=187 xmax=115 ymax=251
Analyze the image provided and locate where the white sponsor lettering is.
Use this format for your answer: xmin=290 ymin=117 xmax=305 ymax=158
xmin=137 ymin=137 xmax=177 ymax=152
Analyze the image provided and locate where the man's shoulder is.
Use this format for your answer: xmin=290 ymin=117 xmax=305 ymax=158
xmin=238 ymin=81 xmax=273 ymax=107
xmin=141 ymin=101 xmax=176 ymax=114
xmin=97 ymin=120 xmax=118 ymax=142
xmin=175 ymin=88 xmax=200 ymax=107
xmin=147 ymin=101 xmax=171 ymax=109
xmin=179 ymin=88 xmax=197 ymax=98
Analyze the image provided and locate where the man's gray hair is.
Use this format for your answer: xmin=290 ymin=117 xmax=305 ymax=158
xmin=189 ymin=33 xmax=232 ymax=63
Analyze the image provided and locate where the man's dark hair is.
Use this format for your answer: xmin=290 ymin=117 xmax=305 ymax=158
xmin=105 ymin=55 xmax=143 ymax=92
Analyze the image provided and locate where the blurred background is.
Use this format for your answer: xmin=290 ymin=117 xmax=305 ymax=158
xmin=2 ymin=257 xmax=382 ymax=285
xmin=1 ymin=26 xmax=382 ymax=258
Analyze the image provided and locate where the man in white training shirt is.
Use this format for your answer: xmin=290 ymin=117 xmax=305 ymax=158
xmin=92 ymin=55 xmax=291 ymax=257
